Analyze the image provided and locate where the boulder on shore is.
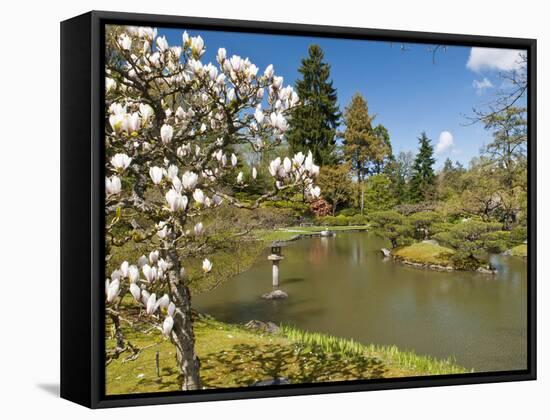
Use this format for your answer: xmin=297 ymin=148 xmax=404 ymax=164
xmin=245 ymin=320 xmax=280 ymax=334
xmin=380 ymin=248 xmax=391 ymax=258
xmin=261 ymin=289 xmax=288 ymax=300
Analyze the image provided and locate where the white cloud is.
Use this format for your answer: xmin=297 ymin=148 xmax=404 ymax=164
xmin=466 ymin=47 xmax=524 ymax=73
xmin=472 ymin=77 xmax=494 ymax=94
xmin=435 ymin=131 xmax=454 ymax=155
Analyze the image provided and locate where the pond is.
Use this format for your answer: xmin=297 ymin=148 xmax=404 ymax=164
xmin=193 ymin=232 xmax=527 ymax=372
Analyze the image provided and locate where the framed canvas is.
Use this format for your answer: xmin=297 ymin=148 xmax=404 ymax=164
xmin=60 ymin=10 xmax=536 ymax=408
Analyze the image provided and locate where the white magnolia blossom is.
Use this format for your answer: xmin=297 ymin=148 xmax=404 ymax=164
xmin=202 ymin=258 xmax=213 ymax=273
xmin=231 ymin=153 xmax=238 ymax=167
xmin=237 ymin=171 xmax=244 ymax=184
xmin=194 ymin=222 xmax=204 ymax=236
xmin=106 ymin=279 xmax=120 ymax=303
xmin=181 ymin=171 xmax=199 ymax=190
xmin=105 ymin=176 xmax=122 ymax=195
xmin=120 ymin=261 xmax=129 ymax=277
xmin=118 ymin=33 xmax=132 ymax=50
xmin=156 ymin=35 xmax=169 ymax=52
xmin=137 ymin=255 xmax=148 ymax=268
xmin=165 ymin=189 xmax=188 ymax=212
xmin=254 ymin=108 xmax=264 ymax=124
xmin=146 ymin=293 xmax=157 ymax=315
xmin=252 ymin=167 xmax=257 ymax=179
xmin=149 ymin=166 xmax=164 ymax=184
xmin=167 ymin=164 xmax=178 ymax=180
xmin=106 ymin=77 xmax=116 ymax=92
xmin=111 ymin=153 xmax=132 ymax=171
xmin=128 ymin=265 xmax=140 ymax=283
xmin=130 ymin=283 xmax=141 ymax=301
xmin=190 ymin=36 xmax=205 ymax=57
xmin=168 ymin=302 xmax=176 ymax=317
xmin=139 ymin=103 xmax=154 ymax=121
xmin=160 ymin=124 xmax=173 ymax=144
xmin=155 ymin=294 xmax=170 ymax=311
xmin=192 ymin=189 xmax=205 ymax=205
xmin=149 ymin=250 xmax=159 ymax=264
xmin=142 ymin=264 xmax=156 ymax=283
xmin=264 ymin=64 xmax=274 ymax=78
xmin=163 ymin=316 xmax=174 ymax=336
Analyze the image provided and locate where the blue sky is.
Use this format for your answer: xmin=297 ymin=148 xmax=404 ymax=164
xmin=158 ymin=27 xmax=526 ymax=169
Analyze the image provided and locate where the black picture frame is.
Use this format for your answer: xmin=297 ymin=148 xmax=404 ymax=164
xmin=60 ymin=10 xmax=537 ymax=409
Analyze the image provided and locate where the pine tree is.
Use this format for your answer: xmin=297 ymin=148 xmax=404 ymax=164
xmin=342 ymin=93 xmax=375 ymax=182
xmin=409 ymin=132 xmax=436 ymax=203
xmin=342 ymin=93 xmax=392 ymax=213
xmin=287 ymin=45 xmax=340 ymax=165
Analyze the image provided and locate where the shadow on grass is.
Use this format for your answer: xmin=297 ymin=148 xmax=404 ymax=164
xmin=201 ymin=342 xmax=388 ymax=388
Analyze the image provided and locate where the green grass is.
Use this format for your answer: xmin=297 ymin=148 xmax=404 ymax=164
xmin=281 ymin=325 xmax=469 ymax=376
xmin=255 ymin=225 xmax=369 ymax=242
xmin=393 ymin=242 xmax=455 ymax=267
xmin=510 ymin=243 xmax=527 ymax=258
xmin=106 ymin=317 xmax=469 ymax=395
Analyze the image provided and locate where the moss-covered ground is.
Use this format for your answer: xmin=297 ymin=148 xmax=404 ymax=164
xmin=392 ymin=242 xmax=455 ymax=267
xmin=509 ymin=244 xmax=527 ymax=258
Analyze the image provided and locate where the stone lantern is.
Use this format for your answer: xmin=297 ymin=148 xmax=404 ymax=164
xmin=268 ymin=242 xmax=284 ymax=289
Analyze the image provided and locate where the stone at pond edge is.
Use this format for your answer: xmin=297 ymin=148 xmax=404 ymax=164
xmin=261 ymin=289 xmax=288 ymax=300
xmin=476 ymin=266 xmax=497 ymax=274
xmin=245 ymin=320 xmax=280 ymax=334
xmin=252 ymin=377 xmax=291 ymax=386
xmin=380 ymin=248 xmax=391 ymax=257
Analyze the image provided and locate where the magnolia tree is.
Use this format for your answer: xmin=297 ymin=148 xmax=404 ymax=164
xmin=104 ymin=26 xmax=321 ymax=390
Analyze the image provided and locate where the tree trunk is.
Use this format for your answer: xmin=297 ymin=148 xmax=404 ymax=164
xmin=171 ymin=298 xmax=201 ymax=390
xmin=360 ymin=183 xmax=364 ymax=215
xmin=167 ymin=250 xmax=201 ymax=391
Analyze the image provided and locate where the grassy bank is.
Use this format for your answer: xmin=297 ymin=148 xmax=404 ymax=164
xmin=106 ymin=316 xmax=468 ymax=395
xmin=509 ymin=244 xmax=527 ymax=258
xmin=392 ymin=242 xmax=455 ymax=267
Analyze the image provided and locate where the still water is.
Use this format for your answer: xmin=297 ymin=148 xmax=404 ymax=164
xmin=194 ymin=233 xmax=527 ymax=372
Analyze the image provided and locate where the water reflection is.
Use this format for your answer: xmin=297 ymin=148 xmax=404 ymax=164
xmin=194 ymin=232 xmax=527 ymax=372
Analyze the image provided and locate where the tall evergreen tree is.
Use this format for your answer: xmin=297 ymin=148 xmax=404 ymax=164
xmin=287 ymin=45 xmax=340 ymax=165
xmin=342 ymin=93 xmax=375 ymax=182
xmin=409 ymin=132 xmax=436 ymax=202
xmin=342 ymin=93 xmax=392 ymax=213
xmin=372 ymin=124 xmax=392 ymax=173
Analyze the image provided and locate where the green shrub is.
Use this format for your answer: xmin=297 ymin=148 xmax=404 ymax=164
xmin=450 ymin=251 xmax=482 ymax=271
xmin=510 ymin=225 xmax=527 ymax=244
xmin=317 ymin=215 xmax=336 ymax=226
xmin=369 ymin=211 xmax=413 ymax=248
xmin=338 ymin=208 xmax=358 ymax=217
xmin=480 ymin=230 xmax=512 ymax=253
xmin=349 ymin=214 xmax=368 ymax=225
xmin=334 ymin=215 xmax=350 ymax=226
xmin=408 ymin=211 xmax=443 ymax=239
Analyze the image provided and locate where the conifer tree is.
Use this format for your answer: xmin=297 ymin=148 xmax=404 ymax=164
xmin=342 ymin=93 xmax=392 ymax=212
xmin=287 ymin=45 xmax=340 ymax=165
xmin=409 ymin=132 xmax=436 ymax=202
xmin=342 ymin=93 xmax=375 ymax=182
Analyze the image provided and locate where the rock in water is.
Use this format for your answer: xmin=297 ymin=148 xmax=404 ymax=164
xmin=261 ymin=289 xmax=288 ymax=300
xmin=380 ymin=248 xmax=391 ymax=257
